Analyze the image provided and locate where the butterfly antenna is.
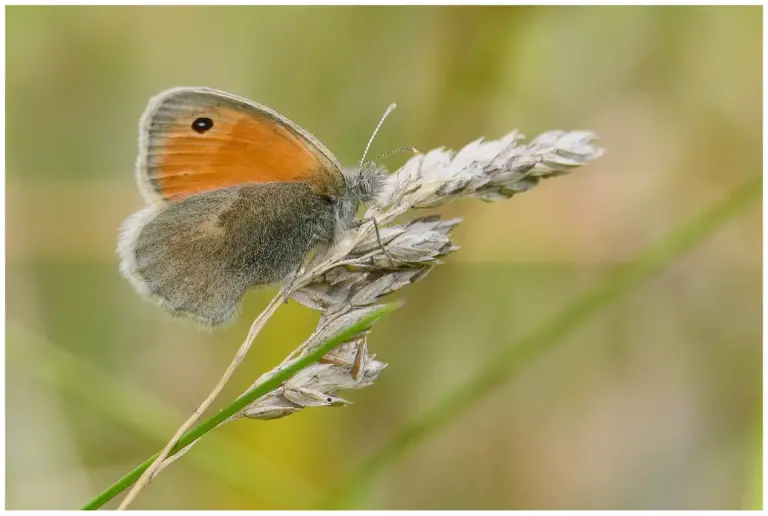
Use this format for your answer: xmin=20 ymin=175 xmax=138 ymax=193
xmin=359 ymin=103 xmax=397 ymax=169
xmin=371 ymin=146 xmax=420 ymax=162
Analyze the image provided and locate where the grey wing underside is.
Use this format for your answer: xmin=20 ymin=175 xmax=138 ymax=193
xmin=118 ymin=182 xmax=336 ymax=327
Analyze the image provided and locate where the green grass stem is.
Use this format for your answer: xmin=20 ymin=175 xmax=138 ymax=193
xmin=7 ymin=325 xmax=319 ymax=507
xmin=79 ymin=302 xmax=398 ymax=509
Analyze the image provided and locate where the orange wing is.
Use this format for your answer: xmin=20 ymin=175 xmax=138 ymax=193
xmin=136 ymin=88 xmax=345 ymax=202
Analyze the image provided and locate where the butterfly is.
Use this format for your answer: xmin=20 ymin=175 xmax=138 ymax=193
xmin=117 ymin=87 xmax=391 ymax=327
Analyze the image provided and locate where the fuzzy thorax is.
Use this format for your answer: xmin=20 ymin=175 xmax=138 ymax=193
xmin=335 ymin=163 xmax=388 ymax=233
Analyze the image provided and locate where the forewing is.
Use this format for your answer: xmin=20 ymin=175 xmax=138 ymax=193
xmin=136 ymin=87 xmax=345 ymax=202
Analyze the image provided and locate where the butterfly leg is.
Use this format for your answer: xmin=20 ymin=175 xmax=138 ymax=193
xmin=355 ymin=217 xmax=415 ymax=268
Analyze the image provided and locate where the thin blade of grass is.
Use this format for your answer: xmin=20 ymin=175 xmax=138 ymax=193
xmin=7 ymin=325 xmax=318 ymax=507
xmin=81 ymin=302 xmax=398 ymax=509
xmin=323 ymin=175 xmax=761 ymax=508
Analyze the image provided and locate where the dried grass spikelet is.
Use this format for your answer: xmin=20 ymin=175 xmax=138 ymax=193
xmin=236 ymin=129 xmax=605 ymax=420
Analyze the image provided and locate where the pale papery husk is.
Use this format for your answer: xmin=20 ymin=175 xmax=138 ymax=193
xmin=234 ymin=128 xmax=605 ymax=420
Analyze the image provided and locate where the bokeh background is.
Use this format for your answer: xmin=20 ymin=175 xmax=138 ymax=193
xmin=6 ymin=5 xmax=761 ymax=510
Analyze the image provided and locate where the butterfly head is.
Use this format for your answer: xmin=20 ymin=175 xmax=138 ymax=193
xmin=342 ymin=102 xmax=418 ymax=205
xmin=343 ymin=161 xmax=387 ymax=204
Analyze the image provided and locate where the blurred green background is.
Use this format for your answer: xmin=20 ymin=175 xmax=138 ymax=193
xmin=6 ymin=5 xmax=761 ymax=510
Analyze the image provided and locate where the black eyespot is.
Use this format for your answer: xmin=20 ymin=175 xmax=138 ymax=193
xmin=191 ymin=117 xmax=213 ymax=134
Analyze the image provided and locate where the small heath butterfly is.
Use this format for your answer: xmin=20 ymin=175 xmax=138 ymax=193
xmin=117 ymin=87 xmax=388 ymax=327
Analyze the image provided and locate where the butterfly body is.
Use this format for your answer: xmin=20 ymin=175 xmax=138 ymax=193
xmin=118 ymin=87 xmax=386 ymax=326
